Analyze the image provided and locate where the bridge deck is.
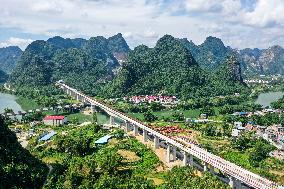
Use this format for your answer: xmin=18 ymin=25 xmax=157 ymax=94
xmin=58 ymin=82 xmax=282 ymax=189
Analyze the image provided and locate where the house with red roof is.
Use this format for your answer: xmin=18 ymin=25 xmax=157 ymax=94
xmin=43 ymin=115 xmax=67 ymax=126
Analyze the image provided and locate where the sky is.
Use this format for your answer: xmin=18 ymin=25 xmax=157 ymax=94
xmin=0 ymin=0 xmax=284 ymax=50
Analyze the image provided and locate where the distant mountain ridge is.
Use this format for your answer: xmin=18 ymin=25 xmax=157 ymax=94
xmin=240 ymin=45 xmax=284 ymax=75
xmin=102 ymin=35 xmax=245 ymax=99
xmin=179 ymin=36 xmax=284 ymax=76
xmin=0 ymin=46 xmax=22 ymax=73
xmin=9 ymin=33 xmax=130 ymax=95
xmin=179 ymin=36 xmax=233 ymax=71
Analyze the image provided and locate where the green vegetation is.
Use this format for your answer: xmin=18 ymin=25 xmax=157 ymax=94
xmin=28 ymin=124 xmax=157 ymax=188
xmin=0 ymin=69 xmax=8 ymax=83
xmin=9 ymin=34 xmax=248 ymax=101
xmin=16 ymin=96 xmax=40 ymax=110
xmin=160 ymin=166 xmax=229 ymax=189
xmin=24 ymin=122 xmax=231 ymax=188
xmin=9 ymin=33 xmax=130 ymax=96
xmin=0 ymin=46 xmax=22 ymax=73
xmin=198 ymin=132 xmax=284 ymax=185
xmin=180 ymin=36 xmax=232 ymax=71
xmin=103 ymin=35 xmax=247 ymax=99
xmin=0 ymin=115 xmax=48 ymax=188
xmin=272 ymin=95 xmax=284 ymax=109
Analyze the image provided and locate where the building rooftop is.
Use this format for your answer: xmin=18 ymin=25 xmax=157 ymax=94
xmin=44 ymin=115 xmax=65 ymax=120
xmin=39 ymin=130 xmax=57 ymax=141
xmin=94 ymin=135 xmax=112 ymax=144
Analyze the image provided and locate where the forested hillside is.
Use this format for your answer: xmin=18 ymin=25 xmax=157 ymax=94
xmin=9 ymin=33 xmax=130 ymax=95
xmin=0 ymin=46 xmax=22 ymax=73
xmin=102 ymin=35 xmax=246 ymax=99
xmin=0 ymin=115 xmax=48 ymax=188
xmin=9 ymin=34 xmax=247 ymax=99
xmin=0 ymin=69 xmax=8 ymax=83
xmin=180 ymin=36 xmax=284 ymax=76
xmin=240 ymin=45 xmax=284 ymax=75
xmin=179 ymin=36 xmax=234 ymax=71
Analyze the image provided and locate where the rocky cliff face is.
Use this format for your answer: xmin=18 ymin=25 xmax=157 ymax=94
xmin=240 ymin=46 xmax=284 ymax=75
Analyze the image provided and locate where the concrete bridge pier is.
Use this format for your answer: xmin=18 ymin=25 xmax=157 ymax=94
xmin=76 ymin=94 xmax=80 ymax=101
xmin=154 ymin=136 xmax=159 ymax=149
xmin=182 ymin=151 xmax=188 ymax=166
xmin=91 ymin=104 xmax=96 ymax=113
xmin=143 ymin=129 xmax=148 ymax=142
xmin=110 ymin=116 xmax=115 ymax=126
xmin=172 ymin=146 xmax=176 ymax=161
xmin=229 ymin=177 xmax=242 ymax=189
xmin=133 ymin=125 xmax=138 ymax=136
xmin=166 ymin=144 xmax=171 ymax=163
xmin=189 ymin=154 xmax=193 ymax=166
xmin=203 ymin=162 xmax=208 ymax=172
xmin=125 ymin=121 xmax=131 ymax=132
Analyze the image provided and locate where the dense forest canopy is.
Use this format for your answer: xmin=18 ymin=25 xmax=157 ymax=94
xmin=0 ymin=46 xmax=22 ymax=73
xmin=0 ymin=115 xmax=48 ymax=188
xmin=102 ymin=35 xmax=246 ymax=99
xmin=8 ymin=34 xmax=247 ymax=99
xmin=9 ymin=33 xmax=130 ymax=95
xmin=0 ymin=69 xmax=8 ymax=83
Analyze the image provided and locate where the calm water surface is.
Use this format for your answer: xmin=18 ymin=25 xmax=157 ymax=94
xmin=0 ymin=93 xmax=23 ymax=114
xmin=255 ymin=91 xmax=284 ymax=107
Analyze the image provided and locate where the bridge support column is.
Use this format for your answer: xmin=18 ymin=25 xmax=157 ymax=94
xmin=110 ymin=116 xmax=115 ymax=126
xmin=133 ymin=125 xmax=138 ymax=136
xmin=154 ymin=136 xmax=159 ymax=149
xmin=172 ymin=146 xmax=176 ymax=161
xmin=203 ymin=162 xmax=208 ymax=172
xmin=76 ymin=94 xmax=80 ymax=101
xmin=189 ymin=154 xmax=193 ymax=166
xmin=166 ymin=144 xmax=171 ymax=163
xmin=228 ymin=177 xmax=241 ymax=189
xmin=125 ymin=121 xmax=131 ymax=132
xmin=229 ymin=177 xmax=234 ymax=188
xmin=182 ymin=151 xmax=187 ymax=166
xmin=143 ymin=129 xmax=147 ymax=142
xmin=91 ymin=104 xmax=96 ymax=113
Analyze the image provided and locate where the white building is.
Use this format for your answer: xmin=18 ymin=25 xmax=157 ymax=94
xmin=43 ymin=115 xmax=67 ymax=126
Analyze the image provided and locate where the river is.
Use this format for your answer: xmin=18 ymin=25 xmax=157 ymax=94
xmin=0 ymin=92 xmax=23 ymax=114
xmin=255 ymin=91 xmax=284 ymax=107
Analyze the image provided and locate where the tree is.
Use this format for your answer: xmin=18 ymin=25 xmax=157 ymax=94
xmin=231 ymin=133 xmax=252 ymax=151
xmin=143 ymin=111 xmax=158 ymax=122
xmin=95 ymin=148 xmax=122 ymax=173
xmin=172 ymin=112 xmax=184 ymax=121
xmin=71 ymin=116 xmax=79 ymax=124
xmin=200 ymin=106 xmax=215 ymax=116
xmin=92 ymin=112 xmax=97 ymax=124
xmin=249 ymin=139 xmax=276 ymax=167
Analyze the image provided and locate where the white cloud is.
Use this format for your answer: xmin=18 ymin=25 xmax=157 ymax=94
xmin=185 ymin=0 xmax=222 ymax=12
xmin=0 ymin=37 xmax=33 ymax=50
xmin=0 ymin=0 xmax=283 ymax=49
xmin=243 ymin=0 xmax=284 ymax=28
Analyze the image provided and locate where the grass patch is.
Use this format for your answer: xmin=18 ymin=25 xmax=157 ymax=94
xmin=16 ymin=96 xmax=40 ymax=110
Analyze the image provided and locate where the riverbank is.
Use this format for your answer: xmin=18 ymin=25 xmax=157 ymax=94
xmin=0 ymin=93 xmax=23 ymax=114
xmin=15 ymin=97 xmax=40 ymax=111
